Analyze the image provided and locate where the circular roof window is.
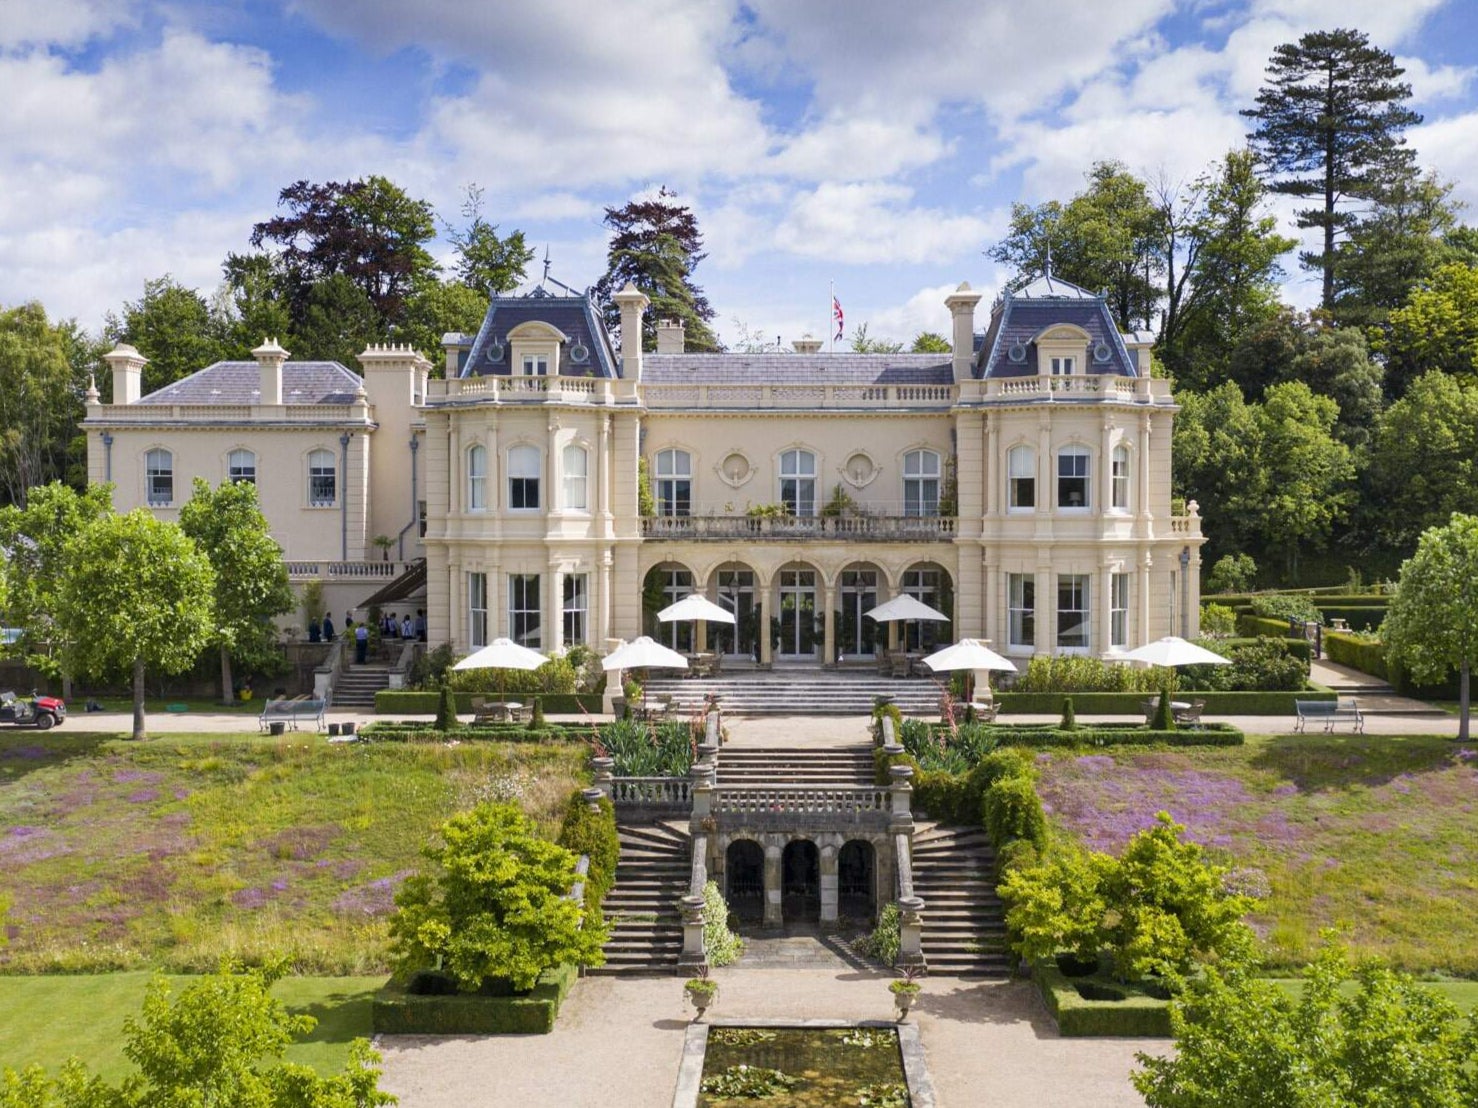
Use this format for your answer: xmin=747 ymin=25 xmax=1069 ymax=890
xmin=1008 ymin=342 xmax=1027 ymax=363
xmin=485 ymin=340 xmax=505 ymax=363
xmin=570 ymin=341 xmax=590 ymax=364
xmin=1093 ymin=342 xmax=1113 ymax=363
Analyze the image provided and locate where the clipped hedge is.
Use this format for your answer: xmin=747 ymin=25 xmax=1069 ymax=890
xmin=997 ymin=691 xmax=1320 ymax=715
xmin=1236 ymin=613 xmax=1304 ymax=640
xmin=357 ymin=721 xmax=592 ymax=743
xmin=1324 ymin=631 xmax=1458 ymax=699
xmin=372 ymin=963 xmax=578 ymax=1035
xmin=1031 ymin=960 xmax=1171 ymax=1038
xmin=374 ymin=690 xmax=605 ymax=715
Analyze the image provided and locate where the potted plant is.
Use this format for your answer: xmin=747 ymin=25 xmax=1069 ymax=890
xmin=373 ymin=534 xmax=395 ymax=562
xmin=890 ymin=967 xmax=923 ymax=1021
xmin=685 ymin=969 xmax=718 ymax=1020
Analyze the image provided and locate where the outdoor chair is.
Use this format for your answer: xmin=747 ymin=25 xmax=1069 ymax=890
xmin=1172 ymin=699 xmax=1206 ymax=728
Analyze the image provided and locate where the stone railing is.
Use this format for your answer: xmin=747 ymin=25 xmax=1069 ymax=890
xmin=978 ymin=374 xmax=1169 ymax=403
xmin=88 ymin=403 xmax=369 ymax=424
xmin=285 ymin=560 xmax=412 ymax=581
xmin=642 ymin=382 xmax=956 ymax=410
xmin=640 ymin=515 xmax=955 ymax=542
xmin=712 ymin=786 xmax=890 ymax=816
xmin=433 ymin=375 xmax=609 ymax=404
xmin=609 ymin=776 xmax=692 ymax=811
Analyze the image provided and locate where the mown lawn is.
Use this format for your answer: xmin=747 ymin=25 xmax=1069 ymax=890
xmin=0 ymin=973 xmax=380 ymax=1081
xmin=0 ymin=730 xmax=588 ymax=974
xmin=1036 ymin=734 xmax=1478 ymax=975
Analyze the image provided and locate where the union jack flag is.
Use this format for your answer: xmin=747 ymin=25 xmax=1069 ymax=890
xmin=832 ymin=295 xmax=844 ymax=341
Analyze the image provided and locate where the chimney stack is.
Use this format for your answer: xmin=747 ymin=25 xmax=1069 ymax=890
xmin=612 ymin=283 xmax=650 ymax=381
xmin=792 ymin=334 xmax=823 ymax=354
xmin=944 ymin=283 xmax=983 ymax=383
xmin=103 ymin=343 xmax=147 ymax=405
xmin=655 ymin=318 xmax=686 ymax=354
xmin=252 ymin=337 xmax=290 ymax=405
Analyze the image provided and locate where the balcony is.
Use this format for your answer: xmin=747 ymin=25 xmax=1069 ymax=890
xmin=284 ymin=560 xmax=416 ymax=581
xmin=640 ymin=514 xmax=957 ymax=542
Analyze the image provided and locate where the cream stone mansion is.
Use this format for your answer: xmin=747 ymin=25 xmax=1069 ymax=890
xmin=84 ymin=272 xmax=1204 ymax=665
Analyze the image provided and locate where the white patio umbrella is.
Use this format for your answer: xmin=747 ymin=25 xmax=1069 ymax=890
xmin=657 ymin=594 xmax=737 ymax=625
xmin=865 ymin=595 xmax=951 ymax=624
xmin=1123 ymin=636 xmax=1231 ymax=668
xmin=922 ymin=639 xmax=1017 ymax=702
xmin=450 ymin=637 xmax=546 ymax=704
xmin=601 ymin=636 xmax=690 ymax=672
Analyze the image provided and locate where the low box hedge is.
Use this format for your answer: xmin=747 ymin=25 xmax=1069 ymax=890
xmin=357 ymin=721 xmax=592 ymax=742
xmin=1323 ymin=631 xmax=1458 ymax=699
xmin=371 ymin=963 xmax=578 ymax=1035
xmin=374 ymin=691 xmax=605 ymax=715
xmin=1031 ymin=960 xmax=1171 ymax=1037
xmin=997 ymin=690 xmax=1327 ymax=715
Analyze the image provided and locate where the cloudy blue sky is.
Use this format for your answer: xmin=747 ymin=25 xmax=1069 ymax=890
xmin=4 ymin=0 xmax=1477 ymax=348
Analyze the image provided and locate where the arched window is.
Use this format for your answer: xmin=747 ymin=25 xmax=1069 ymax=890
xmin=780 ymin=449 xmax=817 ymax=516
xmin=308 ymin=449 xmax=336 ymax=507
xmin=145 ymin=448 xmax=173 ymax=505
xmin=508 ymin=445 xmax=540 ymax=510
xmin=563 ymin=444 xmax=588 ymax=510
xmin=1057 ymin=446 xmax=1090 ymax=509
xmin=1111 ymin=445 xmax=1130 ymax=510
xmin=654 ymin=448 xmax=691 ymax=517
xmin=902 ymin=449 xmax=941 ymax=517
xmin=467 ymin=444 xmax=487 ymax=510
xmin=1007 ymin=445 xmax=1034 ymax=510
xmin=227 ymin=448 xmax=256 ymax=486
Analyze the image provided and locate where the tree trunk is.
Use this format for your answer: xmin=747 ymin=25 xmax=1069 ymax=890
xmin=220 ymin=644 xmax=235 ymax=707
xmin=131 ymin=656 xmax=147 ymax=742
xmin=1459 ymin=660 xmax=1470 ymax=745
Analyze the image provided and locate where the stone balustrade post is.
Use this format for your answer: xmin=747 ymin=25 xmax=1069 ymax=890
xmin=690 ymin=762 xmax=713 ymax=824
xmin=678 ymin=893 xmax=707 ymax=970
xmin=580 ymin=787 xmax=603 ymax=813
xmin=888 ymin=763 xmax=914 ymax=829
xmin=897 ymin=894 xmax=926 ymax=969
xmin=590 ymin=756 xmax=615 ymax=800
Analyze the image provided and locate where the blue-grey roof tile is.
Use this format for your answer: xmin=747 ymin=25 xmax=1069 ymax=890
xmin=135 ymin=361 xmax=363 ymax=405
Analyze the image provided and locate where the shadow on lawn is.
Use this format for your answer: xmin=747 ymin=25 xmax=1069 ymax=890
xmin=285 ymin=987 xmax=380 ymax=1045
xmin=1247 ymin=732 xmax=1467 ymax=793
xmin=0 ymin=731 xmax=113 ymax=784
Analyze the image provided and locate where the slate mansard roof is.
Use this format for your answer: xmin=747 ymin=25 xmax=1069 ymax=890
xmin=976 ymin=274 xmax=1139 ymax=379
xmin=459 ymin=288 xmax=619 ymax=379
xmin=135 ymin=360 xmax=365 ymax=405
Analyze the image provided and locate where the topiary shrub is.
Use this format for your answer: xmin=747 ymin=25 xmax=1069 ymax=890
xmin=1199 ymin=603 xmax=1238 ymax=637
xmin=434 ymin=683 xmax=458 ymax=731
xmin=1060 ymin=697 xmax=1078 ymax=731
xmin=983 ymin=773 xmax=1049 ymax=853
xmin=528 ymin=698 xmax=546 ymax=729
xmin=1151 ymin=688 xmax=1174 ymax=731
xmin=556 ymin=792 xmax=619 ymax=913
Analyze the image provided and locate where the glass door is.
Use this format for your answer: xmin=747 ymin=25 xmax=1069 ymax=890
xmin=778 ymin=569 xmax=817 ymax=659
xmin=839 ymin=569 xmax=879 ymax=658
xmin=713 ymin=568 xmax=757 ymax=660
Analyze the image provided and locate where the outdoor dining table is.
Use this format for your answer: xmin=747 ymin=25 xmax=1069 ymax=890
xmin=483 ymin=701 xmax=524 ymax=722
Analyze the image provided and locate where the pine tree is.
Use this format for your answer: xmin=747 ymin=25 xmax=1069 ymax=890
xmin=1243 ymin=28 xmax=1422 ymax=310
xmin=594 ymin=187 xmax=719 ymax=352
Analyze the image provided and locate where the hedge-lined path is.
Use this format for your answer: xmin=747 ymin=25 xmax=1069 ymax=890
xmin=377 ymin=968 xmax=1165 ymax=1107
xmin=1309 ymin=658 xmax=1448 ymax=716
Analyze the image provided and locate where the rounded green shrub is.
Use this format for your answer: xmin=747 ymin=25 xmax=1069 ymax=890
xmin=983 ymin=773 xmax=1049 ymax=852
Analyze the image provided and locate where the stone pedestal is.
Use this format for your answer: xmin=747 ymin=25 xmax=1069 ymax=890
xmin=590 ymin=756 xmax=614 ymax=800
xmin=678 ymin=893 xmax=707 ymax=969
xmin=897 ymin=894 xmax=926 ymax=969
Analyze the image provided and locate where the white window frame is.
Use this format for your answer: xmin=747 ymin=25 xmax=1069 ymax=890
xmin=561 ymin=444 xmax=588 ymax=511
xmin=1008 ymin=573 xmax=1035 ymax=650
xmin=902 ymin=449 xmax=941 ymax=517
xmin=509 ymin=573 xmax=541 ymax=648
xmin=1057 ymin=447 xmax=1091 ymax=510
xmin=1051 ymin=356 xmax=1076 ymax=376
xmin=146 ymin=448 xmax=173 ymax=506
xmin=1007 ymin=445 xmax=1035 ymax=511
xmin=563 ymin=573 xmax=588 ymax=646
xmin=467 ymin=572 xmax=488 ymax=648
xmin=467 ymin=444 xmax=488 ymax=511
xmin=508 ymin=444 xmax=540 ymax=510
xmin=307 ymin=449 xmax=336 ymax=508
xmin=780 ymin=449 xmax=817 ymax=517
xmin=227 ymin=448 xmax=256 ymax=486
xmin=1111 ymin=572 xmax=1130 ymax=649
xmin=659 ymin=568 xmax=694 ymax=651
xmin=1057 ymin=574 xmax=1090 ymax=652
xmin=521 ymin=354 xmax=548 ymax=377
xmin=654 ymin=448 xmax=691 ymax=517
xmin=1111 ymin=445 xmax=1130 ymax=511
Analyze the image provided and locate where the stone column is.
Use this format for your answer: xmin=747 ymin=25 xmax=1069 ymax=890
xmin=897 ymin=895 xmax=926 ymax=969
xmin=763 ymin=839 xmax=783 ymax=929
xmin=820 ymin=842 xmax=839 ymax=925
xmin=757 ymin=589 xmax=772 ymax=668
xmin=1099 ymin=420 xmax=1114 ymax=517
xmin=1137 ymin=412 xmax=1152 ymax=534
xmin=1100 ymin=558 xmax=1115 ymax=654
xmin=822 ymin=576 xmax=836 ymax=666
xmin=889 ymin=763 xmax=915 ymax=830
xmin=547 ymin=563 xmax=564 ymax=654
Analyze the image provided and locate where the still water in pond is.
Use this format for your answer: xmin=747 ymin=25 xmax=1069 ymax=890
xmin=698 ymin=1027 xmax=909 ymax=1107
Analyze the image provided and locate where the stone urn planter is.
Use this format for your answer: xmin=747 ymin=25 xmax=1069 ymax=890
xmin=890 ymin=979 xmax=921 ymax=1022
xmin=685 ymin=977 xmax=719 ymax=1021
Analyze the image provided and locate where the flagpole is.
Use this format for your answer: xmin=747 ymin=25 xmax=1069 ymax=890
xmin=829 ymin=279 xmax=834 ymax=353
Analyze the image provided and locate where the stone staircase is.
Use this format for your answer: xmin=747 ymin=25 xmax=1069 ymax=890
xmin=718 ymin=745 xmax=875 ymax=786
xmin=329 ymin=664 xmax=391 ymax=710
xmin=592 ymin=819 xmax=689 ymax=976
xmin=910 ymin=822 xmax=1011 ymax=978
xmin=644 ymin=670 xmax=941 ymax=717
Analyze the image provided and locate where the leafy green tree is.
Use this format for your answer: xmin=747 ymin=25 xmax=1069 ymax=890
xmin=399 ymin=280 xmax=487 ymax=372
xmin=0 ymin=304 xmax=90 ymax=506
xmin=1366 ymin=372 xmax=1478 ymax=552
xmin=1223 ymin=306 xmax=1307 ymax=399
xmin=0 ymin=482 xmax=114 ymax=692
xmin=1205 ymin=553 xmax=1257 ymax=595
xmin=848 ymin=323 xmax=903 ymax=353
xmin=446 ymin=185 xmax=534 ymax=299
xmin=1172 ymin=383 xmax=1265 ymax=558
xmin=1134 ymin=942 xmax=1478 ymax=1107
xmin=217 ymin=252 xmax=297 ymax=357
xmin=1383 ymin=263 xmax=1478 ymax=396
xmin=1384 ymin=513 xmax=1478 ymax=742
xmin=389 ymin=803 xmax=607 ymax=991
xmin=292 ymin=275 xmax=380 ymax=368
xmin=249 ymin=177 xmax=439 ymax=329
xmin=1289 ymin=327 xmax=1385 ymax=448
xmin=1243 ymin=28 xmax=1422 ymax=310
xmin=103 ymin=276 xmax=227 ymax=395
xmin=594 ymin=187 xmax=719 ymax=352
xmin=178 ymin=478 xmax=294 ymax=705
xmin=0 ymin=962 xmax=393 ymax=1107
xmin=909 ymin=331 xmax=951 ymax=353
xmin=58 ymin=510 xmax=215 ymax=740
xmin=999 ymin=845 xmax=1112 ymax=963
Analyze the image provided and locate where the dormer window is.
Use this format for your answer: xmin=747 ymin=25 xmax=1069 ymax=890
xmin=1051 ymin=356 xmax=1075 ymax=376
xmin=521 ymin=354 xmax=548 ymax=377
xmin=506 ymin=321 xmax=567 ymax=378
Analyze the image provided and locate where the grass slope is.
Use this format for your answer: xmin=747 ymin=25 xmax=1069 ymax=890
xmin=0 ymin=731 xmax=586 ymax=974
xmin=0 ymin=973 xmax=380 ymax=1080
xmin=1036 ymin=735 xmax=1478 ymax=975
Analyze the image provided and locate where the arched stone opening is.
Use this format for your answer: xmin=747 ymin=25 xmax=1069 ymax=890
xmin=781 ymin=838 xmax=820 ymax=922
xmin=838 ymin=840 xmax=876 ymax=920
xmin=899 ymin=561 xmax=953 ymax=652
xmin=837 ymin=562 xmax=883 ymax=660
xmin=642 ymin=561 xmax=694 ymax=650
xmin=774 ymin=561 xmax=821 ymax=661
xmin=709 ymin=561 xmax=760 ymax=660
xmin=725 ymin=839 xmax=765 ymax=923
